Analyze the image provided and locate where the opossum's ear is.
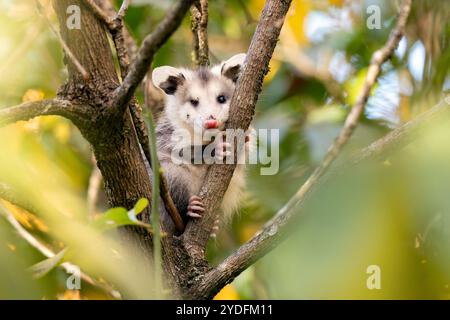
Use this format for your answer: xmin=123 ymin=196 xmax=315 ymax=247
xmin=152 ymin=66 xmax=186 ymax=95
xmin=220 ymin=53 xmax=246 ymax=83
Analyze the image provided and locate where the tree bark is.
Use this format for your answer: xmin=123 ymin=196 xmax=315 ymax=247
xmin=53 ymin=0 xmax=154 ymax=255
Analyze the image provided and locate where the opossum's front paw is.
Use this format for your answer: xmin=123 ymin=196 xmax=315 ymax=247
xmin=187 ymin=195 xmax=205 ymax=218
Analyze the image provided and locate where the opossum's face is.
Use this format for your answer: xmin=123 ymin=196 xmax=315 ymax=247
xmin=153 ymin=54 xmax=246 ymax=140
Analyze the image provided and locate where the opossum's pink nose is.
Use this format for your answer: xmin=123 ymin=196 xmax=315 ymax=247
xmin=204 ymin=119 xmax=219 ymax=129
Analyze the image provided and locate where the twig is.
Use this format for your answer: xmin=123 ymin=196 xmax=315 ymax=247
xmin=95 ymin=0 xmax=138 ymax=59
xmin=146 ymin=115 xmax=163 ymax=297
xmin=116 ymin=0 xmax=131 ymax=19
xmin=194 ymin=0 xmax=413 ymax=299
xmin=87 ymin=157 xmax=102 ymax=220
xmin=0 ymin=202 xmax=121 ymax=299
xmin=0 ymin=99 xmax=75 ymax=127
xmin=36 ymin=0 xmax=89 ymax=80
xmin=83 ymin=0 xmax=131 ymax=76
xmin=0 ymin=19 xmax=44 ymax=75
xmin=0 ymin=183 xmax=38 ymax=215
xmin=351 ymin=95 xmax=450 ymax=164
xmin=191 ymin=0 xmax=210 ymax=66
xmin=159 ymin=174 xmax=185 ymax=233
xmin=113 ymin=0 xmax=196 ymax=115
xmin=83 ymin=0 xmax=113 ymax=27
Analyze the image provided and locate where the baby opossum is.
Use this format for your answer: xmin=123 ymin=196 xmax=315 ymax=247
xmin=152 ymin=54 xmax=249 ymax=234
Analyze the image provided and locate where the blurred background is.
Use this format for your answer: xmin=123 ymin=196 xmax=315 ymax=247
xmin=0 ymin=0 xmax=449 ymax=299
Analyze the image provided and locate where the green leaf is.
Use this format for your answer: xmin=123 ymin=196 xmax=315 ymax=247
xmin=29 ymin=249 xmax=67 ymax=279
xmin=92 ymin=199 xmax=151 ymax=232
xmin=134 ymin=198 xmax=149 ymax=215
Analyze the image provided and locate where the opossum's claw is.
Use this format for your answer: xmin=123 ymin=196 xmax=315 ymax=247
xmin=187 ymin=195 xmax=204 ymax=219
xmin=188 ymin=212 xmax=202 ymax=218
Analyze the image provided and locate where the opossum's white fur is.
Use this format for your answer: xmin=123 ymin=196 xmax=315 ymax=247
xmin=152 ymin=54 xmax=249 ymax=226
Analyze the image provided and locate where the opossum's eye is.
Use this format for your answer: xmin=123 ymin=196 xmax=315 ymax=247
xmin=190 ymin=99 xmax=199 ymax=107
xmin=217 ymin=95 xmax=227 ymax=104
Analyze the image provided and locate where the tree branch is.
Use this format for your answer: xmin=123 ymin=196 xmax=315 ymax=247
xmin=0 ymin=99 xmax=76 ymax=127
xmin=83 ymin=0 xmax=113 ymax=27
xmin=96 ymin=0 xmax=138 ymax=59
xmin=87 ymin=157 xmax=102 ymax=220
xmin=191 ymin=0 xmax=209 ymax=66
xmin=193 ymin=0 xmax=412 ymax=299
xmin=113 ymin=0 xmax=195 ymax=114
xmin=37 ymin=0 xmax=89 ymax=80
xmin=352 ymin=95 xmax=450 ymax=164
xmin=182 ymin=0 xmax=294 ymax=258
xmin=0 ymin=202 xmax=121 ymax=299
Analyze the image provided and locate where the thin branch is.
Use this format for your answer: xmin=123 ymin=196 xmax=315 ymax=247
xmin=351 ymin=95 xmax=450 ymax=164
xmin=182 ymin=0 xmax=294 ymax=259
xmin=191 ymin=0 xmax=210 ymax=66
xmin=0 ymin=19 xmax=44 ymax=75
xmin=36 ymin=0 xmax=89 ymax=80
xmin=87 ymin=158 xmax=102 ymax=220
xmin=116 ymin=0 xmax=131 ymax=19
xmin=83 ymin=0 xmax=131 ymax=76
xmin=0 ymin=202 xmax=121 ymax=299
xmin=195 ymin=0 xmax=413 ymax=299
xmin=0 ymin=99 xmax=75 ymax=127
xmin=83 ymin=0 xmax=113 ymax=28
xmin=95 ymin=0 xmax=138 ymax=59
xmin=159 ymin=174 xmax=185 ymax=233
xmin=146 ymin=114 xmax=163 ymax=296
xmin=0 ymin=183 xmax=39 ymax=215
xmin=113 ymin=0 xmax=196 ymax=114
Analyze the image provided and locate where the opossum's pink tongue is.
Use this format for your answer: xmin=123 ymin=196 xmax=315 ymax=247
xmin=204 ymin=119 xmax=219 ymax=129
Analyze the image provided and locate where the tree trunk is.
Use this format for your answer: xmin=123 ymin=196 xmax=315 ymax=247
xmin=53 ymin=0 xmax=154 ymax=255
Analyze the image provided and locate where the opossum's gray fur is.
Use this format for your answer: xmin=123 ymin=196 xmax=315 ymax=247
xmin=152 ymin=54 xmax=248 ymax=233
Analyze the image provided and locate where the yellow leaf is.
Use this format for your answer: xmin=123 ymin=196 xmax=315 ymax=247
xmin=22 ymin=89 xmax=44 ymax=103
xmin=329 ymin=0 xmax=345 ymax=7
xmin=283 ymin=0 xmax=311 ymax=45
xmin=398 ymin=95 xmax=411 ymax=123
xmin=343 ymin=68 xmax=377 ymax=106
xmin=252 ymin=0 xmax=311 ymax=46
xmin=214 ymin=284 xmax=240 ymax=300
xmin=239 ymin=223 xmax=262 ymax=244
xmin=54 ymin=122 xmax=71 ymax=144
xmin=57 ymin=290 xmax=81 ymax=300
xmin=1 ymin=200 xmax=49 ymax=232
xmin=265 ymin=58 xmax=281 ymax=84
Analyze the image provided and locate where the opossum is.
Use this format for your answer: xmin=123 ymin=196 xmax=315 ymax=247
xmin=152 ymin=54 xmax=249 ymax=235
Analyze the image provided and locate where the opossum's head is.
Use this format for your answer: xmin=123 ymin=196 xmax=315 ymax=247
xmin=152 ymin=54 xmax=246 ymax=139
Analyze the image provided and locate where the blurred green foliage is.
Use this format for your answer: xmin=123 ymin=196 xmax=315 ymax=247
xmin=0 ymin=0 xmax=449 ymax=299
